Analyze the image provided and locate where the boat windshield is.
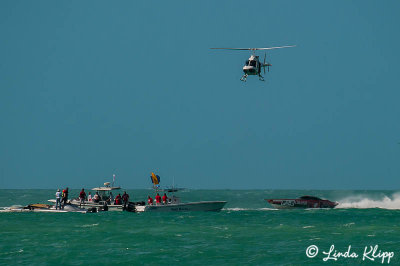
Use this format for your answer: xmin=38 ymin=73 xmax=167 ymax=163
xmin=299 ymin=196 xmax=322 ymax=201
xmin=92 ymin=188 xmax=121 ymax=202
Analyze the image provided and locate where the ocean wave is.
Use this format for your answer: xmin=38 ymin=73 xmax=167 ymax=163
xmin=78 ymin=223 xmax=99 ymax=228
xmin=223 ymin=207 xmax=278 ymax=211
xmin=337 ymin=193 xmax=400 ymax=210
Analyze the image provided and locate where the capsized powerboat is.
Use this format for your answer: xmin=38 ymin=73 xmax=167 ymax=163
xmin=0 ymin=203 xmax=88 ymax=213
xmin=135 ymin=195 xmax=226 ymax=212
xmin=266 ymin=196 xmax=338 ymax=209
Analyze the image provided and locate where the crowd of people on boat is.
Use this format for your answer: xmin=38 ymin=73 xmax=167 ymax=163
xmin=147 ymin=193 xmax=174 ymax=205
xmin=55 ymin=187 xmax=182 ymax=210
xmin=55 ymin=188 xmax=131 ymax=209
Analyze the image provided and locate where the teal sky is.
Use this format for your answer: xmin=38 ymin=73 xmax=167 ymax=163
xmin=1 ymin=1 xmax=399 ymax=189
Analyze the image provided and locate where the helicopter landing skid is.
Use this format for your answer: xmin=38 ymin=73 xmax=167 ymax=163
xmin=240 ymin=74 xmax=248 ymax=82
xmin=258 ymin=74 xmax=265 ymax=81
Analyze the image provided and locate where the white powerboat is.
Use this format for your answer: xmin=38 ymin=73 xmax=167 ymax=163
xmin=139 ymin=173 xmax=227 ymax=212
xmin=68 ymin=182 xmax=124 ymax=211
xmin=67 ymin=182 xmax=145 ymax=212
xmin=0 ymin=203 xmax=87 ymax=213
xmin=135 ymin=195 xmax=226 ymax=212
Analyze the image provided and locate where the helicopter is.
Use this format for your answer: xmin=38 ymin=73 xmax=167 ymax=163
xmin=210 ymin=45 xmax=296 ymax=81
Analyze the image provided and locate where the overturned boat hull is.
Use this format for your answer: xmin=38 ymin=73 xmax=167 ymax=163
xmin=1 ymin=204 xmax=87 ymax=213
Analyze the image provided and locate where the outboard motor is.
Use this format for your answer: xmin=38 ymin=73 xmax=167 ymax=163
xmin=125 ymin=202 xmax=136 ymax=212
xmin=86 ymin=207 xmax=98 ymax=213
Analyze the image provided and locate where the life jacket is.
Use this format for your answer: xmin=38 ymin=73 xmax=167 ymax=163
xmin=148 ymin=198 xmax=153 ymax=204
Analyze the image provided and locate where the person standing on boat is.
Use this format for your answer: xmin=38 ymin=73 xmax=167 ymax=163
xmin=61 ymin=187 xmax=69 ymax=209
xmin=155 ymin=193 xmax=161 ymax=205
xmin=55 ymin=189 xmax=62 ymax=210
xmin=88 ymin=192 xmax=92 ymax=202
xmin=122 ymin=191 xmax=129 ymax=209
xmin=79 ymin=188 xmax=86 ymax=207
xmin=93 ymin=192 xmax=100 ymax=203
xmin=162 ymin=193 xmax=168 ymax=205
xmin=115 ymin=194 xmax=122 ymax=205
xmin=147 ymin=196 xmax=153 ymax=205
xmin=109 ymin=192 xmax=114 ymax=203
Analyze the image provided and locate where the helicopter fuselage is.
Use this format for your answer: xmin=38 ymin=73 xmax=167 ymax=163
xmin=242 ymin=55 xmax=261 ymax=76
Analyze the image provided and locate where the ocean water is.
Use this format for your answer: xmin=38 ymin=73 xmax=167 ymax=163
xmin=0 ymin=189 xmax=399 ymax=265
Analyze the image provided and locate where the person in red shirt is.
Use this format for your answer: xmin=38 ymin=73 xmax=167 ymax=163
xmin=79 ymin=188 xmax=86 ymax=207
xmin=155 ymin=193 xmax=161 ymax=205
xmin=162 ymin=193 xmax=168 ymax=205
xmin=115 ymin=194 xmax=122 ymax=205
xmin=148 ymin=196 xmax=153 ymax=205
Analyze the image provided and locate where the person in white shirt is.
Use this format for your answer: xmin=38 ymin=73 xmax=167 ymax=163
xmin=55 ymin=189 xmax=62 ymax=210
xmin=88 ymin=192 xmax=92 ymax=202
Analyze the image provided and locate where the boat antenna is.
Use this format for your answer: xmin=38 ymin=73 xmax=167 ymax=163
xmin=112 ymin=173 xmax=116 ymax=187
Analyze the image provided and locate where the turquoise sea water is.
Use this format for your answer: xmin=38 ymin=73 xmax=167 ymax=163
xmin=1 ymin=189 xmax=399 ymax=265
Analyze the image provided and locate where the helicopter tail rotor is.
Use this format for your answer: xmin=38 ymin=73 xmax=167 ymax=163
xmin=263 ymin=53 xmax=266 ymax=74
xmin=263 ymin=52 xmax=271 ymax=73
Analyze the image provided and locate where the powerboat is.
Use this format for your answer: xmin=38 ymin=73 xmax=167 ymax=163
xmin=135 ymin=195 xmax=227 ymax=212
xmin=70 ymin=182 xmax=123 ymax=211
xmin=266 ymin=196 xmax=338 ymax=209
xmin=0 ymin=203 xmax=87 ymax=213
xmin=135 ymin=172 xmax=227 ymax=212
xmin=68 ymin=182 xmax=145 ymax=212
xmin=150 ymin=172 xmax=186 ymax=193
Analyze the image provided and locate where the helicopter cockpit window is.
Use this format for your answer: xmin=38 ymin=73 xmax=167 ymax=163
xmin=245 ymin=60 xmax=249 ymax=66
xmin=249 ymin=60 xmax=257 ymax=67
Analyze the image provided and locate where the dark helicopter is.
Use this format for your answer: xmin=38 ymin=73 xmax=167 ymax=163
xmin=211 ymin=45 xmax=295 ymax=81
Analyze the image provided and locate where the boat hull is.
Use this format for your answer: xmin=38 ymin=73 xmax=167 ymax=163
xmin=135 ymin=201 xmax=227 ymax=212
xmin=70 ymin=200 xmax=124 ymax=211
xmin=1 ymin=204 xmax=87 ymax=213
xmin=266 ymin=198 xmax=338 ymax=209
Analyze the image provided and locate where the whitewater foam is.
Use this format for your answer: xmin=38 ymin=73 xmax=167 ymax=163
xmin=224 ymin=208 xmax=278 ymax=211
xmin=337 ymin=193 xmax=400 ymax=210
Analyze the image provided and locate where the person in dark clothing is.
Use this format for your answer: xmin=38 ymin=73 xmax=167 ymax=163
xmin=122 ymin=191 xmax=130 ymax=209
xmin=79 ymin=188 xmax=86 ymax=207
xmin=62 ymin=187 xmax=69 ymax=209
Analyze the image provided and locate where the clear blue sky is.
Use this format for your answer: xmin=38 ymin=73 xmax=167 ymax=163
xmin=0 ymin=1 xmax=399 ymax=189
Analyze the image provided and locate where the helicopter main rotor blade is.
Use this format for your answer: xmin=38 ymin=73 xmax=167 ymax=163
xmin=210 ymin=45 xmax=296 ymax=51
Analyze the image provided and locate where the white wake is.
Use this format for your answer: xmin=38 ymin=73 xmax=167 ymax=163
xmin=337 ymin=193 xmax=400 ymax=210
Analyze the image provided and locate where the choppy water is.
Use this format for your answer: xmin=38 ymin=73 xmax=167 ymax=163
xmin=1 ymin=189 xmax=399 ymax=265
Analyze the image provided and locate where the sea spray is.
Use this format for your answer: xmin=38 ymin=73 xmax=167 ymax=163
xmin=337 ymin=192 xmax=400 ymax=209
